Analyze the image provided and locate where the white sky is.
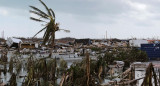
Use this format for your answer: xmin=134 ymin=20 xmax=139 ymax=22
xmin=0 ymin=0 xmax=160 ymax=39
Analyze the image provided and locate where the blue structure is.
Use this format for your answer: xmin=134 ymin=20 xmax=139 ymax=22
xmin=141 ymin=44 xmax=160 ymax=60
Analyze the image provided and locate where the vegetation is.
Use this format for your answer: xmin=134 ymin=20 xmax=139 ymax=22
xmin=102 ymin=47 xmax=149 ymax=67
xmin=9 ymin=73 xmax=17 ymax=86
xmin=62 ymin=56 xmax=98 ymax=86
xmin=30 ymin=0 xmax=69 ymax=57
xmin=90 ymin=47 xmax=102 ymax=52
xmin=59 ymin=59 xmax=68 ymax=75
xmin=0 ymin=0 xmax=150 ymax=85
xmin=0 ymin=46 xmax=149 ymax=86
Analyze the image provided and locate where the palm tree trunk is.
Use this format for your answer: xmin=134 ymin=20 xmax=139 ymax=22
xmin=86 ymin=52 xmax=90 ymax=86
xmin=141 ymin=63 xmax=153 ymax=86
xmin=98 ymin=66 xmax=103 ymax=83
xmin=60 ymin=74 xmax=65 ymax=86
xmin=49 ymin=30 xmax=55 ymax=57
xmin=152 ymin=65 xmax=158 ymax=86
xmin=49 ymin=29 xmax=56 ymax=85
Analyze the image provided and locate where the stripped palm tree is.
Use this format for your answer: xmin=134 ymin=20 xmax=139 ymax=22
xmin=30 ymin=0 xmax=70 ymax=57
xmin=86 ymin=52 xmax=90 ymax=86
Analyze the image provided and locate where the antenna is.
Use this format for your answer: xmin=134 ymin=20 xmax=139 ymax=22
xmin=106 ymin=30 xmax=107 ymax=39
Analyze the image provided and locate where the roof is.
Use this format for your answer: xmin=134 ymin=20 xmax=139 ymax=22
xmin=11 ymin=38 xmax=22 ymax=43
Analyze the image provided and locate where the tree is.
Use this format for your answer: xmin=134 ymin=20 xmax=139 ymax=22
xmin=29 ymin=0 xmax=70 ymax=57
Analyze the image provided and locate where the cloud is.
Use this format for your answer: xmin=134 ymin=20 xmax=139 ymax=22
xmin=0 ymin=7 xmax=8 ymax=16
xmin=126 ymin=0 xmax=147 ymax=11
xmin=1 ymin=0 xmax=160 ymax=39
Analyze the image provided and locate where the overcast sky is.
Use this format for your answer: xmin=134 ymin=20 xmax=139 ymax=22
xmin=0 ymin=0 xmax=160 ymax=39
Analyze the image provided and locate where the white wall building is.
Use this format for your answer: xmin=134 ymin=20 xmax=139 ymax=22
xmin=129 ymin=39 xmax=148 ymax=47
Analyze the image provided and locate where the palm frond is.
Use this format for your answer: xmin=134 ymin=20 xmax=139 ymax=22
xmin=39 ymin=0 xmax=52 ymax=16
xmin=33 ymin=26 xmax=47 ymax=38
xmin=29 ymin=6 xmax=48 ymax=17
xmin=43 ymin=29 xmax=47 ymax=39
xmin=63 ymin=29 xmax=70 ymax=33
xmin=30 ymin=10 xmax=49 ymax=19
xmin=42 ymin=25 xmax=52 ymax=45
xmin=43 ymin=24 xmax=50 ymax=39
xmin=30 ymin=17 xmax=45 ymax=22
xmin=48 ymin=36 xmax=52 ymax=45
xmin=54 ymin=23 xmax=59 ymax=31
xmin=48 ymin=32 xmax=54 ymax=45
xmin=43 ymin=33 xmax=50 ymax=45
xmin=49 ymin=9 xmax=55 ymax=18
xmin=58 ymin=29 xmax=70 ymax=33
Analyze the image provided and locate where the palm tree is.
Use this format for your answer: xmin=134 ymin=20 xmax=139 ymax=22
xmin=29 ymin=0 xmax=70 ymax=57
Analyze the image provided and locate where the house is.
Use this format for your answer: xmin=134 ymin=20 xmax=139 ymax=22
xmin=20 ymin=43 xmax=38 ymax=49
xmin=57 ymin=48 xmax=67 ymax=53
xmin=0 ymin=38 xmax=6 ymax=45
xmin=56 ymin=37 xmax=75 ymax=44
xmin=6 ymin=37 xmax=22 ymax=48
xmin=74 ymin=39 xmax=92 ymax=45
